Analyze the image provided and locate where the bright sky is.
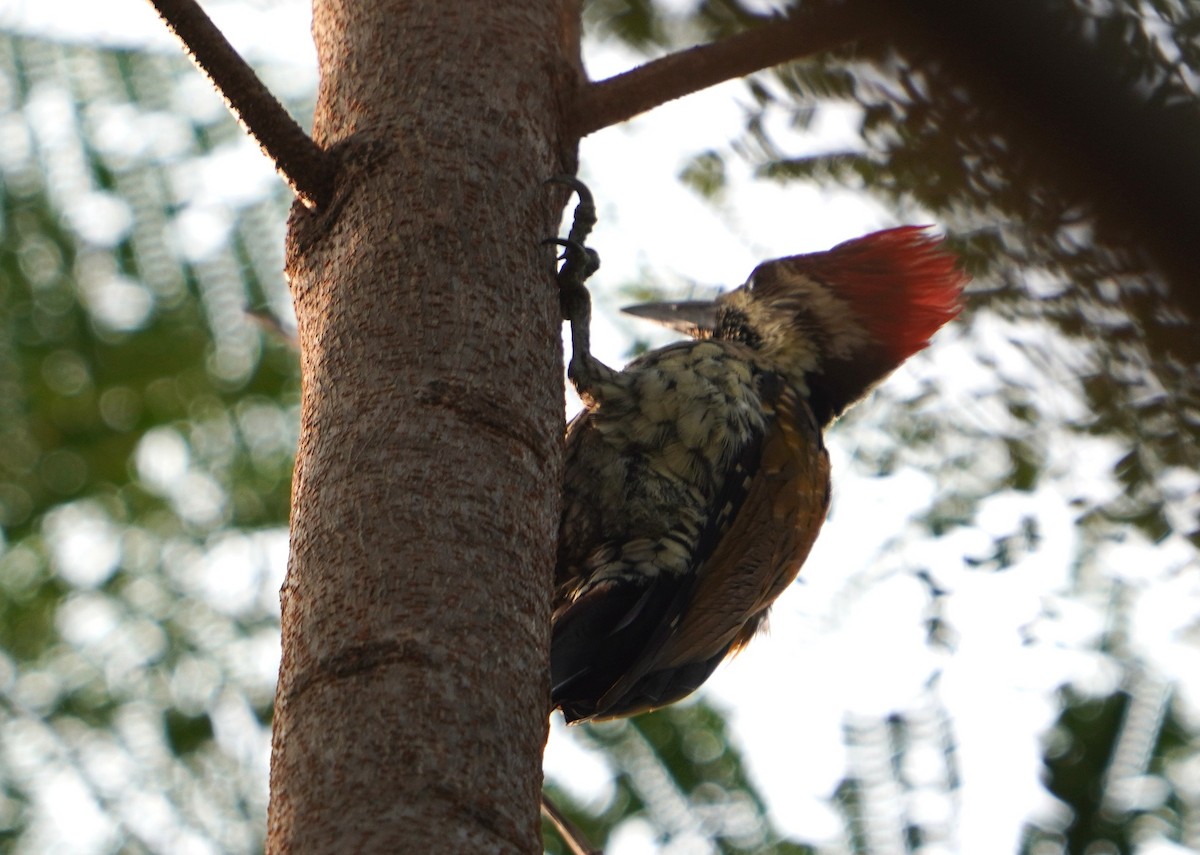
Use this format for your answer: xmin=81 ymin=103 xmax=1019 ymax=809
xmin=4 ymin=2 xmax=1198 ymax=854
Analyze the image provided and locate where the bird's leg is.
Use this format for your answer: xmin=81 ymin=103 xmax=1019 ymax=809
xmin=546 ymin=175 xmax=614 ymax=402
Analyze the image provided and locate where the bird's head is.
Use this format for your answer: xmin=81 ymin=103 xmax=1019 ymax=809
xmin=625 ymin=226 xmax=968 ymax=425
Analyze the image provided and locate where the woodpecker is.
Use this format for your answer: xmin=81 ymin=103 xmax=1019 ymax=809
xmin=549 ymin=177 xmax=967 ymax=724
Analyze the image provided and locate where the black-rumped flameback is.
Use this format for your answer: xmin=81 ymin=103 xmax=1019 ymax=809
xmin=549 ymin=178 xmax=968 ymax=724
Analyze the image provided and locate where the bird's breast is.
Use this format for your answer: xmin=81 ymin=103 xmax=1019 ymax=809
xmin=591 ymin=340 xmax=767 ymax=474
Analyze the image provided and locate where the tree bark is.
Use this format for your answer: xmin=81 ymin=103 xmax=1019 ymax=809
xmin=267 ymin=1 xmax=582 ymax=852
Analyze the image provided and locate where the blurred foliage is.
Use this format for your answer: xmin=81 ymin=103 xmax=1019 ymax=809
xmin=2 ymin=1 xmax=1200 ymax=854
xmin=0 ymin=28 xmax=302 ymax=853
xmin=549 ymin=0 xmax=1200 ymax=853
xmin=546 ymin=704 xmax=818 ymax=854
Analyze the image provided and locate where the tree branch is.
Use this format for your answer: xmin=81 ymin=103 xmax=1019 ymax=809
xmin=572 ymin=2 xmax=868 ymax=137
xmin=147 ymin=0 xmax=333 ymax=210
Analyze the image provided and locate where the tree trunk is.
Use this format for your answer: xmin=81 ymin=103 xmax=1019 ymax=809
xmin=267 ymin=1 xmax=581 ymax=851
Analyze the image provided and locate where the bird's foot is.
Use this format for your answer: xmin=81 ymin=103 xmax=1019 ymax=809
xmin=545 ymin=176 xmax=601 ymax=323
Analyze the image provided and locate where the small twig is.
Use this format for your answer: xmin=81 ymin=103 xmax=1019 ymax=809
xmin=542 ymin=793 xmax=601 ymax=855
xmin=246 ymin=307 xmax=297 ymax=347
xmin=147 ymin=0 xmax=333 ymax=210
xmin=572 ymin=2 xmax=868 ymax=137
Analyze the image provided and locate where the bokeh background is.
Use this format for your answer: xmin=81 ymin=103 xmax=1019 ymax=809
xmin=0 ymin=1 xmax=1197 ymax=853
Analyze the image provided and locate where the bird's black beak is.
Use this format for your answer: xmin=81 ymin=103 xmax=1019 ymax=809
xmin=621 ymin=299 xmax=719 ymax=338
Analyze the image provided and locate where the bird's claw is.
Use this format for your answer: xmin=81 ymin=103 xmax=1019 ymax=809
xmin=546 ymin=177 xmax=601 ymax=322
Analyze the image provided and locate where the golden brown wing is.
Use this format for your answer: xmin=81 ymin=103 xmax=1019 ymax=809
xmin=594 ymin=380 xmax=831 ymax=713
xmin=660 ymin=382 xmax=829 ymax=666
